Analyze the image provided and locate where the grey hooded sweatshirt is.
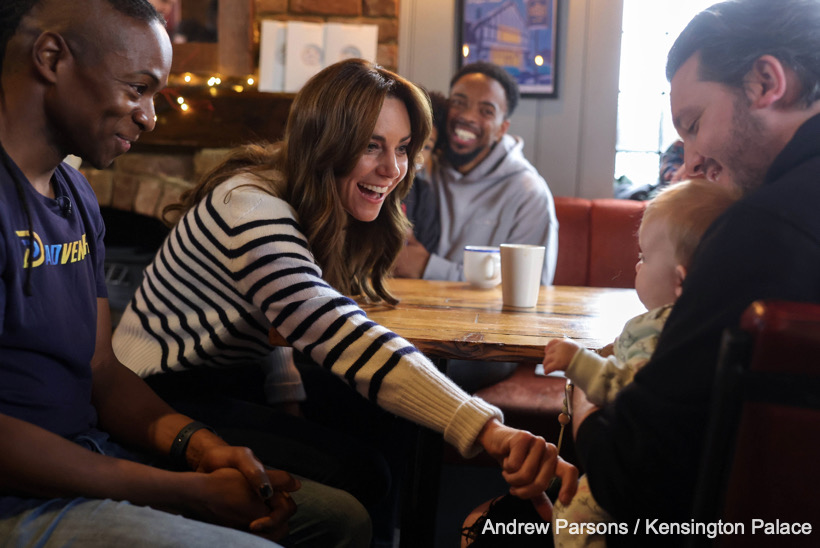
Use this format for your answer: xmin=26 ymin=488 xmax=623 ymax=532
xmin=424 ymin=133 xmax=558 ymax=285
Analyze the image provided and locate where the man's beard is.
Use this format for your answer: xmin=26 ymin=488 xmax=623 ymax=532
xmin=444 ymin=143 xmax=486 ymax=168
xmin=724 ymin=94 xmax=777 ymax=194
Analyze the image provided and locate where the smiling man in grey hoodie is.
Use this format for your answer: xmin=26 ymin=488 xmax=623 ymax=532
xmin=394 ymin=62 xmax=558 ymax=391
xmin=394 ymin=61 xmax=558 ymax=287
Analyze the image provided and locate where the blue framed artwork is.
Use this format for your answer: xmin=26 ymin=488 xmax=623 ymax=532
xmin=458 ymin=0 xmax=559 ymax=97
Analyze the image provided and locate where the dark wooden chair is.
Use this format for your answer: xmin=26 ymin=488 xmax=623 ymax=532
xmin=690 ymin=300 xmax=820 ymax=548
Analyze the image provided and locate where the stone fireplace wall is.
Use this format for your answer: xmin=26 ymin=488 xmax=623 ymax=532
xmin=84 ymin=149 xmax=230 ymax=224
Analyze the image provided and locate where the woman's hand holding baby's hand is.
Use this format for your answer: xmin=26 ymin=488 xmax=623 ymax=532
xmin=477 ymin=420 xmax=578 ymax=504
xmin=542 ymin=339 xmax=582 ymax=375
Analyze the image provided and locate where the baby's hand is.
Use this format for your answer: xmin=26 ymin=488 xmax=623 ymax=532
xmin=597 ymin=342 xmax=615 ymax=358
xmin=542 ymin=338 xmax=582 ymax=375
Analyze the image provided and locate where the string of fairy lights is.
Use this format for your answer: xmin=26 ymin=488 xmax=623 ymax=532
xmin=156 ymin=72 xmax=266 ymax=119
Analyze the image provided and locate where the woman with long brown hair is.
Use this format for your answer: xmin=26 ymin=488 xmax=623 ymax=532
xmin=113 ymin=59 xmax=576 ymax=544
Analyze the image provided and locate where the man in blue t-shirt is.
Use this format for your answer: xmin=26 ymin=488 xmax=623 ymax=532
xmin=0 ymin=2 xmax=369 ymax=547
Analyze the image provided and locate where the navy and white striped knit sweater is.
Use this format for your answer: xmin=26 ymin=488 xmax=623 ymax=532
xmin=113 ymin=174 xmax=501 ymax=456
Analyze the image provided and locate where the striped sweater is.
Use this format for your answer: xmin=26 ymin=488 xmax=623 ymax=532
xmin=112 ymin=174 xmax=501 ymax=456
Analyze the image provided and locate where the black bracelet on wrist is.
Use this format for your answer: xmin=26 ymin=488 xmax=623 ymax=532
xmin=169 ymin=420 xmax=215 ymax=469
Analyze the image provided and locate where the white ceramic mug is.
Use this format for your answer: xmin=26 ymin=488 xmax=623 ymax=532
xmin=463 ymin=246 xmax=502 ymax=288
xmin=500 ymin=244 xmax=545 ymax=307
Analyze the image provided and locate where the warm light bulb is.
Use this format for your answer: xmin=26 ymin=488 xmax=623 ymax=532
xmin=232 ymin=85 xmax=244 ymax=93
xmin=180 ymin=103 xmax=190 ymax=112
xmin=534 ymin=55 xmax=544 ymax=66
xmin=462 ymin=44 xmax=470 ymax=58
xmin=176 ymin=96 xmax=185 ymax=105
xmin=247 ymin=77 xmax=255 ymax=86
xmin=183 ymin=73 xmax=192 ymax=83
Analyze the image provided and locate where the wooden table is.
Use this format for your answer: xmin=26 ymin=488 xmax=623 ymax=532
xmin=270 ymin=279 xmax=645 ymax=359
xmin=360 ymin=279 xmax=642 ymax=358
xmin=270 ymin=279 xmax=644 ymax=546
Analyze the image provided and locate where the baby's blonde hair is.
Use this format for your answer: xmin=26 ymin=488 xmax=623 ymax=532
xmin=641 ymin=178 xmax=740 ymax=267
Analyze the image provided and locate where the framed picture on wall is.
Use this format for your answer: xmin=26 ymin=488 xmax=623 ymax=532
xmin=458 ymin=0 xmax=559 ymax=97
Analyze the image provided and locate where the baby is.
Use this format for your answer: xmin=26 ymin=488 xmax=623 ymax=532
xmin=542 ymin=178 xmax=739 ymax=547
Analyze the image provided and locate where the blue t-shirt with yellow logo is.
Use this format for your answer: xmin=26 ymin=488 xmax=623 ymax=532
xmin=0 ymin=155 xmax=107 ymax=440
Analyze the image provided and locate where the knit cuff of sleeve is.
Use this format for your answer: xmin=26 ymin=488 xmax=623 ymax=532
xmin=443 ymin=397 xmax=504 ymax=459
xmin=566 ymin=348 xmax=607 ymax=394
xmin=264 ymin=379 xmax=307 ymax=404
xmin=261 ymin=347 xmax=307 ymax=404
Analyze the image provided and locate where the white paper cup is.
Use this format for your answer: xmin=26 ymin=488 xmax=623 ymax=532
xmin=463 ymin=246 xmax=502 ymax=288
xmin=500 ymin=244 xmax=545 ymax=307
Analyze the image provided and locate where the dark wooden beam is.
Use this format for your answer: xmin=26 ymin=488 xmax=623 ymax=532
xmin=137 ymin=89 xmax=294 ymax=150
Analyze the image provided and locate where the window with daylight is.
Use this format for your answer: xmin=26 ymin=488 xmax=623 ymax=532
xmin=614 ymin=0 xmax=716 ymax=196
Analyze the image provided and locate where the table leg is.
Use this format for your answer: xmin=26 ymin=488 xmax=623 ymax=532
xmin=399 ymin=358 xmax=447 ymax=548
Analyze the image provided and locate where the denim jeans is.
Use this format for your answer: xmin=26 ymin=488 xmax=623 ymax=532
xmin=0 ymin=429 xmax=370 ymax=548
